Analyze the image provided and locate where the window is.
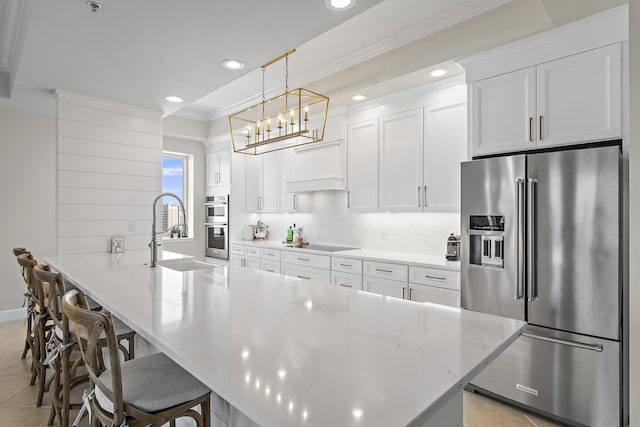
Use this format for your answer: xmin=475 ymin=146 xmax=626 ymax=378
xmin=162 ymin=152 xmax=193 ymax=239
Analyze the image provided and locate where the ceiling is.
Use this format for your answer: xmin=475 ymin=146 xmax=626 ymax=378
xmin=0 ymin=0 xmax=628 ymax=122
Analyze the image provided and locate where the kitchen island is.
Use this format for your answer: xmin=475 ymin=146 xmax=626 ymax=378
xmin=45 ymin=250 xmax=525 ymax=427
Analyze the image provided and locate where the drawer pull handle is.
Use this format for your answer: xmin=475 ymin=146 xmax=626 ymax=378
xmin=424 ymin=275 xmax=446 ymax=281
xmin=297 ymin=258 xmax=311 ymax=262
xmin=266 ymin=269 xmax=274 ymax=272
xmin=297 ymin=275 xmax=310 ymax=280
xmin=339 ymin=263 xmax=352 ymax=267
xmin=339 ymin=284 xmax=352 ymax=288
xmin=266 ymin=253 xmax=274 ymax=257
xmin=376 ymin=268 xmax=393 ymax=273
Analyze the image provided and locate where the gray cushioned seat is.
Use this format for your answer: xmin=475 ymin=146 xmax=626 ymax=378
xmin=95 ymin=352 xmax=210 ymax=413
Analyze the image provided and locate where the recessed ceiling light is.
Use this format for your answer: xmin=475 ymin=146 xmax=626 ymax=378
xmin=165 ymin=96 xmax=184 ymax=103
xmin=325 ymin=0 xmax=356 ymax=11
xmin=429 ymin=68 xmax=449 ymax=78
xmin=351 ymin=94 xmax=367 ymax=101
xmin=222 ymin=59 xmax=245 ymax=70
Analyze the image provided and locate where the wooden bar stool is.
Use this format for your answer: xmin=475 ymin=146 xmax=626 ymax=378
xmin=62 ymin=289 xmax=211 ymax=427
xmin=16 ymin=252 xmax=51 ymax=407
xmin=12 ymin=247 xmax=33 ymax=360
xmin=33 ymin=264 xmax=136 ymax=427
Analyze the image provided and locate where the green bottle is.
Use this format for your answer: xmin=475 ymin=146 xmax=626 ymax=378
xmin=287 ymin=225 xmax=294 ymax=243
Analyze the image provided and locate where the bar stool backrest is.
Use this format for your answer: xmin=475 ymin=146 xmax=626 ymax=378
xmin=32 ymin=265 xmax=67 ymax=337
xmin=16 ymin=253 xmax=41 ymax=305
xmin=62 ymin=290 xmax=125 ymax=427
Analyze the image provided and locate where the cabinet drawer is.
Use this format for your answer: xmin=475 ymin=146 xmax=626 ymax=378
xmin=363 ymin=276 xmax=406 ymax=299
xmin=281 ymin=263 xmax=331 ymax=283
xmin=230 ymin=245 xmax=245 ymax=256
xmin=281 ymin=251 xmax=331 ymax=270
xmin=261 ymin=260 xmax=281 ymax=274
xmin=244 ymin=258 xmax=261 ymax=270
xmin=409 ymin=284 xmax=460 ymax=307
xmin=363 ymin=260 xmax=408 ymax=282
xmin=409 ymin=266 xmax=460 ymax=291
xmin=331 ymin=257 xmax=363 ymax=274
xmin=261 ymin=248 xmax=281 ymax=261
xmin=331 ymin=271 xmax=363 ymax=290
xmin=245 ymin=247 xmax=261 ymax=258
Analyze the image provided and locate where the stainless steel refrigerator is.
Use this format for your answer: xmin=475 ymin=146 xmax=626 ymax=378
xmin=461 ymin=143 xmax=624 ymax=427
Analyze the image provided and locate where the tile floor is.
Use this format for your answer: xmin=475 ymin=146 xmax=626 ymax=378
xmin=0 ymin=319 xmax=566 ymax=427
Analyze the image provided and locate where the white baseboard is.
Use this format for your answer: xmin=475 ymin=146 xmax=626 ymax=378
xmin=0 ymin=308 xmax=26 ymax=323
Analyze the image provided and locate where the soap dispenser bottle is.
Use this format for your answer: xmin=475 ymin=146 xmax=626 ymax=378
xmin=287 ymin=225 xmax=294 ymax=243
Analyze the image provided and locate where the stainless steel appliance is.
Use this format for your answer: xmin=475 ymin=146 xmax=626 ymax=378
xmin=461 ymin=143 xmax=625 ymax=427
xmin=205 ymin=195 xmax=229 ymax=259
xmin=205 ymin=195 xmax=228 ymax=223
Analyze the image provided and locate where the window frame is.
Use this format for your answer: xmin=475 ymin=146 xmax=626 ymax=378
xmin=162 ymin=151 xmax=194 ymax=241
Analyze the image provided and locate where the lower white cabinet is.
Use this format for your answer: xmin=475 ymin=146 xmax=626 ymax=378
xmin=331 ymin=271 xmax=363 ymax=290
xmin=281 ymin=263 xmax=331 ymax=283
xmin=409 ymin=284 xmax=460 ymax=307
xmin=261 ymin=260 xmax=281 ymax=274
xmin=363 ymin=276 xmax=407 ymax=299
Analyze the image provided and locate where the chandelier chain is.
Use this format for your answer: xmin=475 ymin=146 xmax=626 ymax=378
xmin=261 ymin=66 xmax=265 ymax=103
xmin=285 ymin=54 xmax=289 ymax=93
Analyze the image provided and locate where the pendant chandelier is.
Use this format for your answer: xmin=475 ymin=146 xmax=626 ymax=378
xmin=229 ymin=49 xmax=330 ymax=155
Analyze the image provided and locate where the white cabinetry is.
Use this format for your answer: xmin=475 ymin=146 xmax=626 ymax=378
xmin=206 ymin=149 xmax=231 ymax=192
xmin=281 ymin=251 xmax=331 ymax=283
xmin=363 ymin=260 xmax=460 ymax=307
xmin=347 ymin=119 xmax=379 ymax=212
xmin=229 ymin=244 xmax=260 ymax=269
xmin=469 ymin=44 xmax=622 ymax=156
xmin=423 ymin=101 xmax=468 ymax=211
xmin=379 ymin=109 xmax=424 ymax=212
xmin=276 ymin=148 xmax=311 ymax=213
xmin=246 ymin=150 xmax=310 ymax=213
xmin=245 ymin=153 xmax=277 ymax=213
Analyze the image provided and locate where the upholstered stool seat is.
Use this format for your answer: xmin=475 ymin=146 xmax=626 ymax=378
xmin=95 ymin=352 xmax=210 ymax=413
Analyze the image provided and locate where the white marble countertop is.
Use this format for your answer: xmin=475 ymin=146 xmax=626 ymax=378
xmin=231 ymin=240 xmax=461 ymax=271
xmin=46 ymin=250 xmax=523 ymax=427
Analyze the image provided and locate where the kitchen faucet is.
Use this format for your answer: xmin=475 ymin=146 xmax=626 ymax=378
xmin=149 ymin=192 xmax=188 ymax=267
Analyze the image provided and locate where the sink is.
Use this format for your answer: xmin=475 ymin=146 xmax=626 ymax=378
xmin=156 ymin=259 xmax=220 ymax=271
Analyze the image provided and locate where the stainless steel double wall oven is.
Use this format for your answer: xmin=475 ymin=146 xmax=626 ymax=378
xmin=205 ymin=195 xmax=229 ymax=260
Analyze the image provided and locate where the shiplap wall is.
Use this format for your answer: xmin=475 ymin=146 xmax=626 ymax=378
xmin=56 ymin=91 xmax=163 ymax=254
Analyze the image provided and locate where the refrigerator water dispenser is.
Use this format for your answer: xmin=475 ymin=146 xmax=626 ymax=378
xmin=469 ymin=215 xmax=504 ymax=268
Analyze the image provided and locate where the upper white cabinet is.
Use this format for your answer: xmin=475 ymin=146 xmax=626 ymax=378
xmin=245 ymin=150 xmax=310 ymax=214
xmin=206 ymin=149 xmax=231 ymax=189
xmin=423 ymin=100 xmax=468 ymax=211
xmin=470 ymin=68 xmax=537 ymax=155
xmin=379 ymin=109 xmax=424 ymax=212
xmin=470 ymin=44 xmax=622 ymax=156
xmin=535 ymin=44 xmax=621 ymax=147
xmin=376 ymin=102 xmax=467 ymax=213
xmin=347 ymin=119 xmax=379 ymax=212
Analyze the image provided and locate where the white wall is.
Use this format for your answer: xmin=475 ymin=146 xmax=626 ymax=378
xmin=162 ymin=136 xmax=206 ymax=258
xmin=56 ymin=92 xmax=163 ymax=254
xmin=0 ymin=108 xmax=56 ymax=315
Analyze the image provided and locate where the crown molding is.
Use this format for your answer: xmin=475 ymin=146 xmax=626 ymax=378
xmin=55 ymin=90 xmax=163 ymax=121
xmin=0 ymin=0 xmax=24 ymax=73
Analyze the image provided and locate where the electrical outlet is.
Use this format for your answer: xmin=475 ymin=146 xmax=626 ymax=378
xmin=381 ymin=229 xmax=388 ymax=240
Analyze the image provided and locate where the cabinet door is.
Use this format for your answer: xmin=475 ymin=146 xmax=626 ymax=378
xmin=331 ymin=271 xmax=363 ymax=290
xmin=379 ymin=109 xmax=423 ymax=212
xmin=217 ymin=150 xmax=231 ymax=186
xmin=536 ymin=44 xmax=622 ymax=147
xmin=261 ymin=152 xmax=278 ymax=213
xmin=471 ymin=67 xmax=537 ymax=156
xmin=206 ymin=152 xmax=219 ymax=187
xmin=347 ymin=119 xmax=379 ymax=212
xmin=363 ymin=276 xmax=406 ymax=300
xmin=409 ymin=283 xmax=460 ymax=307
xmin=281 ymin=263 xmax=331 ymax=283
xmin=245 ymin=155 xmax=261 ymax=213
xmin=423 ymin=101 xmax=468 ymax=211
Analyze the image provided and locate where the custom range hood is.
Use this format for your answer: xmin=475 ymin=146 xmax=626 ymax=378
xmin=285 ymin=141 xmax=346 ymax=193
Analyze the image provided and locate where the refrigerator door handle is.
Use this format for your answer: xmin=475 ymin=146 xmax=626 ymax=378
xmin=515 ymin=178 xmax=525 ymax=300
xmin=527 ymin=178 xmax=538 ymax=301
xmin=522 ymin=333 xmax=603 ymax=352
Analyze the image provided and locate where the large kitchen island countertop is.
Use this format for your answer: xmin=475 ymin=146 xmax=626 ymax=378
xmin=46 ymin=250 xmax=524 ymax=427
